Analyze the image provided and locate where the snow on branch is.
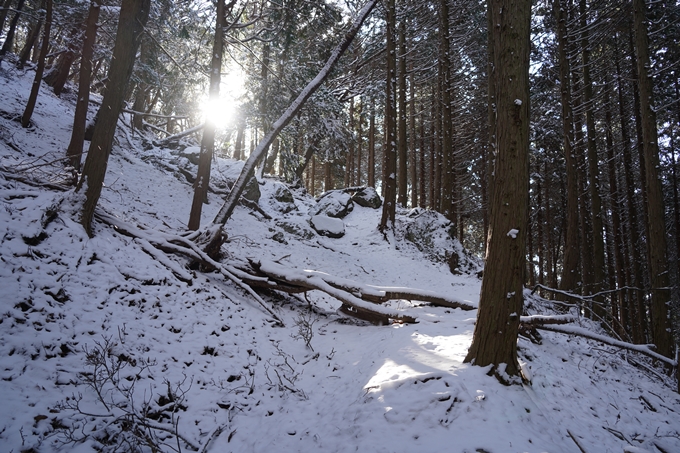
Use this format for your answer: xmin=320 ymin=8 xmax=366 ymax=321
xmin=534 ymin=324 xmax=677 ymax=368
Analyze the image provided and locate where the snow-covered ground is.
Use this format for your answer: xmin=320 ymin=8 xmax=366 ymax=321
xmin=1 ymin=65 xmax=679 ymax=453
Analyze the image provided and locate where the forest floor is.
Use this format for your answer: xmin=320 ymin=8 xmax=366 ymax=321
xmin=1 ymin=64 xmax=680 ymax=453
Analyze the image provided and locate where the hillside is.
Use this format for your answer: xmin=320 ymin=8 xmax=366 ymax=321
xmin=1 ymin=68 xmax=679 ymax=453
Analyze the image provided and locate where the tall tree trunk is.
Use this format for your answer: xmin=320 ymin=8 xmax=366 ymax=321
xmin=632 ymin=0 xmax=674 ymax=358
xmin=579 ymin=0 xmax=606 ymax=320
xmin=0 ymin=0 xmax=24 ymax=58
xmin=397 ymin=18 xmax=407 ymax=207
xmin=604 ymin=74 xmax=628 ymax=337
xmin=21 ymin=0 xmax=51 ymax=128
xmin=65 ymin=0 xmax=100 ymax=172
xmin=379 ymin=0 xmax=397 ymax=232
xmin=356 ymin=97 xmax=363 ymax=186
xmin=368 ymin=97 xmax=376 ymax=187
xmin=554 ymin=0 xmax=579 ymax=295
xmin=346 ymin=98 xmax=355 ymax=187
xmin=465 ymin=0 xmax=530 ymax=380
xmin=188 ymin=0 xmax=224 ymax=231
xmin=409 ymin=70 xmax=417 ymax=207
xmin=0 ymin=0 xmax=15 ymax=37
xmin=418 ymin=98 xmax=427 ymax=208
xmin=17 ymin=8 xmax=43 ymax=69
xmin=439 ymin=0 xmax=453 ymax=220
xmin=76 ymin=0 xmax=151 ymax=236
xmin=44 ymin=25 xmax=82 ymax=96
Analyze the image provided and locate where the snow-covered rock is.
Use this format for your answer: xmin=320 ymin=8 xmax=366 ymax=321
xmin=352 ymin=186 xmax=382 ymax=209
xmin=309 ymin=190 xmax=353 ymax=218
xmin=310 ymin=214 xmax=345 ymax=238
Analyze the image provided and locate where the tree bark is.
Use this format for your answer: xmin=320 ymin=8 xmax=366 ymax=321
xmin=554 ymin=0 xmax=580 ymax=296
xmin=397 ymin=18 xmax=407 ymax=207
xmin=76 ymin=0 xmax=151 ymax=236
xmin=465 ymin=0 xmax=530 ymax=381
xmin=579 ymin=0 xmax=606 ymax=320
xmin=65 ymin=0 xmax=100 ymax=172
xmin=0 ymin=0 xmax=24 ymax=59
xmin=21 ymin=0 xmax=51 ymax=128
xmin=188 ymin=0 xmax=224 ymax=231
xmin=379 ymin=0 xmax=397 ymax=232
xmin=632 ymin=0 xmax=674 ymax=358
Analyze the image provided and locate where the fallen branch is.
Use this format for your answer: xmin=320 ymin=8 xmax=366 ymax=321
xmin=155 ymin=122 xmax=205 ymax=146
xmin=519 ymin=314 xmax=575 ymax=326
xmin=250 ymin=259 xmax=416 ymax=323
xmin=533 ymin=324 xmax=677 ymax=368
xmin=95 ymin=211 xmax=283 ymax=325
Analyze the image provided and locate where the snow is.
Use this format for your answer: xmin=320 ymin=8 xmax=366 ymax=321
xmin=1 ymin=67 xmax=680 ymax=453
xmin=310 ymin=214 xmax=345 ymax=237
xmin=514 ymin=99 xmax=523 ymax=106
xmin=507 ymin=228 xmax=519 ymax=238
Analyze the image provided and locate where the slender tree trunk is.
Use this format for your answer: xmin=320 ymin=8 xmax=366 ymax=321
xmin=17 ymin=8 xmax=43 ymax=68
xmin=356 ymin=97 xmax=363 ymax=186
xmin=554 ymin=0 xmax=579 ymax=295
xmin=346 ymin=98 xmax=355 ymax=187
xmin=0 ymin=0 xmax=15 ymax=37
xmin=439 ymin=0 xmax=452 ymax=220
xmin=604 ymin=74 xmax=628 ymax=337
xmin=379 ymin=0 xmax=397 ymax=232
xmin=418 ymin=98 xmax=427 ymax=208
xmin=397 ymin=18 xmax=408 ymax=207
xmin=579 ymin=0 xmax=606 ymax=320
xmin=20 ymin=0 xmax=51 ymax=128
xmin=409 ymin=71 xmax=417 ymax=207
xmin=65 ymin=0 xmax=100 ymax=172
xmin=233 ymin=117 xmax=245 ymax=160
xmin=632 ymin=0 xmax=674 ymax=358
xmin=465 ymin=0 xmax=531 ymax=380
xmin=76 ymin=0 xmax=151 ymax=236
xmin=368 ymin=97 xmax=376 ymax=187
xmin=188 ymin=0 xmax=224 ymax=231
xmin=0 ymin=0 xmax=24 ymax=58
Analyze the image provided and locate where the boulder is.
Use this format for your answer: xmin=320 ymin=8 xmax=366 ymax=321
xmin=352 ymin=187 xmax=382 ymax=209
xmin=310 ymin=215 xmax=345 ymax=238
xmin=310 ymin=190 xmax=353 ymax=218
xmin=272 ymin=183 xmax=297 ymax=213
xmin=242 ymin=176 xmax=260 ymax=203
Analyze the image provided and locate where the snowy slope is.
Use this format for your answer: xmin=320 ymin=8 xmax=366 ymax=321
xmin=1 ymin=67 xmax=679 ymax=453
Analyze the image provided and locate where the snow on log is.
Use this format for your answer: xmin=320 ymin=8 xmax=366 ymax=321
xmin=519 ymin=314 xmax=575 ymax=326
xmin=254 ymin=259 xmax=416 ymax=323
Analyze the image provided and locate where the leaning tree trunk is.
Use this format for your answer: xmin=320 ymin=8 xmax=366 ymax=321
xmin=187 ymin=0 xmax=224 ymax=231
xmin=65 ymin=0 xmax=100 ymax=172
xmin=464 ymin=0 xmax=531 ymax=382
xmin=21 ymin=0 xmax=51 ymax=128
xmin=0 ymin=0 xmax=16 ymax=37
xmin=77 ymin=0 xmax=150 ymax=236
xmin=632 ymin=0 xmax=674 ymax=359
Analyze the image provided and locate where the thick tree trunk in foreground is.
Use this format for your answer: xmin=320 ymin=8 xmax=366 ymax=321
xmin=21 ymin=0 xmax=51 ymax=128
xmin=632 ymin=0 xmax=674 ymax=359
xmin=65 ymin=0 xmax=100 ymax=171
xmin=77 ymin=0 xmax=150 ymax=236
xmin=465 ymin=0 xmax=531 ymax=381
